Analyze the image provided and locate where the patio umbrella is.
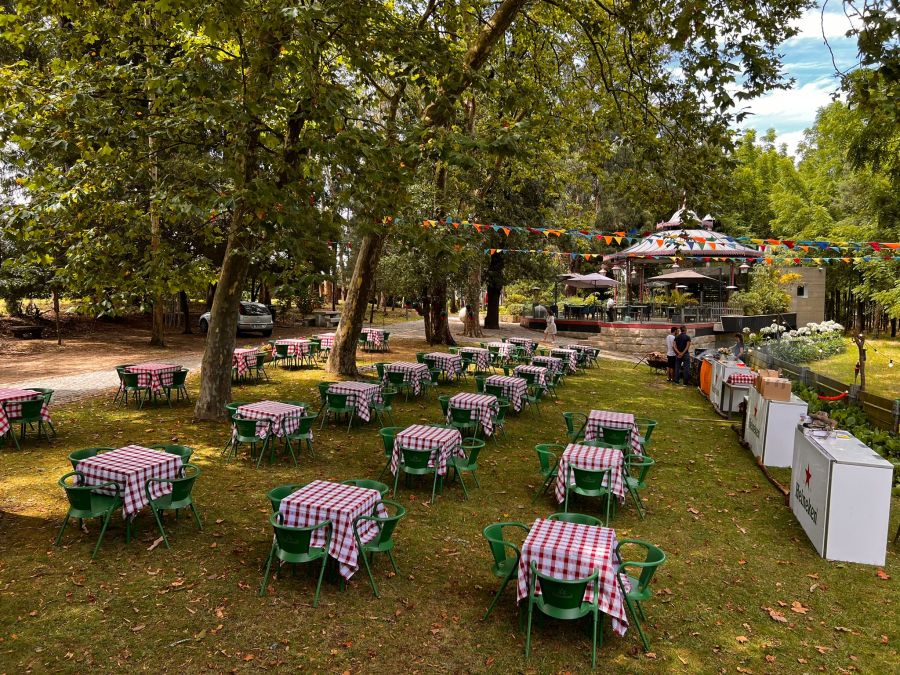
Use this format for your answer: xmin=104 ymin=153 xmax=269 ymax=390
xmin=647 ymin=269 xmax=720 ymax=284
xmin=564 ymin=272 xmax=619 ymax=289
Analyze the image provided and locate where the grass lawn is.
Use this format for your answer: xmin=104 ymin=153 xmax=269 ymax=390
xmin=0 ymin=339 xmax=896 ymax=672
xmin=812 ymin=337 xmax=900 ymax=400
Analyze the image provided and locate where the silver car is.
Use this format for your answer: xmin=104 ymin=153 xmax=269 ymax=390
xmin=199 ymin=301 xmax=273 ymax=337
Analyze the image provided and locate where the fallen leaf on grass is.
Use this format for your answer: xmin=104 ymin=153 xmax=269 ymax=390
xmin=130 ymin=624 xmax=145 ymax=632
xmin=790 ymin=601 xmax=809 ymax=614
xmin=875 ymin=569 xmax=890 ymax=580
xmin=736 ymin=668 xmax=753 ymax=674
xmin=687 ymin=507 xmax=700 ymax=515
xmin=243 ymin=653 xmax=254 ymax=661
xmin=147 ymin=537 xmax=165 ymax=552
xmin=644 ymin=652 xmax=657 ymax=659
xmin=765 ymin=608 xmax=788 ymax=623
xmin=765 ymin=655 xmax=776 ymax=663
xmin=814 ymin=645 xmax=832 ymax=654
xmin=736 ymin=635 xmax=749 ymax=644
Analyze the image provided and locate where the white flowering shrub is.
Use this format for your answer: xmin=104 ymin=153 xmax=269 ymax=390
xmin=747 ymin=320 xmax=845 ymax=363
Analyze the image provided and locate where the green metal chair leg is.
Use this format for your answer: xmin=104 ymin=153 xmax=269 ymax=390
xmin=624 ymin=594 xmax=651 ymax=650
xmin=456 ymin=468 xmax=469 ymax=500
xmin=190 ymin=503 xmax=203 ymax=530
xmin=55 ymin=514 xmax=70 ymax=545
xmin=359 ymin=545 xmax=380 ymax=597
xmin=312 ymin=555 xmax=328 ymax=608
xmin=259 ymin=542 xmax=277 ymax=596
xmin=387 ymin=550 xmax=400 ymax=575
xmin=91 ymin=511 xmax=113 ymax=560
xmin=483 ymin=570 xmax=514 ymax=620
xmin=150 ymin=505 xmax=171 ymax=549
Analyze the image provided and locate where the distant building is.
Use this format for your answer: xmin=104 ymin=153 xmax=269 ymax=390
xmin=788 ymin=267 xmax=826 ymax=325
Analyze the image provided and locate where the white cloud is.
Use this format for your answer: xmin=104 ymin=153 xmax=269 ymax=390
xmin=739 ymin=77 xmax=840 ymax=129
xmin=773 ymin=130 xmax=807 ymax=156
xmin=786 ymin=5 xmax=860 ymax=44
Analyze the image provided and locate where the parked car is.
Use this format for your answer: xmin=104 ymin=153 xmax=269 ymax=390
xmin=199 ymin=301 xmax=273 ymax=336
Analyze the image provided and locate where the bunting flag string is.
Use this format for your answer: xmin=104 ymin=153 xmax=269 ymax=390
xmin=425 ymin=217 xmax=900 ymax=252
xmin=485 ymin=248 xmax=900 ymax=265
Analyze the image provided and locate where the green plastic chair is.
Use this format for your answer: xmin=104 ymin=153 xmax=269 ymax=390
xmin=68 ymin=447 xmax=113 ymax=470
xmin=437 ymin=394 xmax=451 ymax=420
xmin=25 ymin=387 xmax=56 ymax=437
xmin=448 ymin=437 xmax=485 ymax=499
xmin=623 ymin=453 xmax=656 ymax=519
xmin=525 ymin=562 xmax=601 ymax=668
xmin=267 ymin=483 xmax=304 ymax=512
xmin=119 ymin=371 xmax=151 ymax=408
xmin=415 ymin=352 xmax=426 ymax=364
xmin=545 ymin=371 xmax=563 ymax=399
xmin=144 ymin=464 xmax=203 ymax=549
xmin=474 ymin=375 xmax=486 ymax=393
xmin=597 ymin=425 xmax=630 ymax=451
xmin=259 ymin=513 xmax=331 ymax=605
xmin=548 ymin=512 xmax=602 ymax=526
xmin=162 ymin=369 xmax=191 ymax=405
xmin=382 ymin=332 xmax=391 ymax=352
xmin=524 ymin=384 xmax=544 ymax=415
xmin=564 ymin=466 xmax=613 ymax=526
xmin=353 ymin=499 xmax=406 ymax=597
xmin=634 ymin=418 xmax=658 ymax=451
xmin=449 ymin=406 xmax=479 ymax=438
xmin=284 ymin=414 xmax=318 ymax=458
xmin=4 ymin=398 xmax=51 ymax=449
xmin=377 ymin=426 xmax=403 ymax=481
xmin=491 ymin=402 xmax=509 ymax=438
xmin=149 ymin=444 xmax=194 ymax=463
xmin=273 ymin=343 xmax=293 ymax=369
xmin=113 ymin=365 xmax=134 ymax=403
xmin=392 ymin=444 xmax=440 ymax=504
xmin=482 ymin=521 xmax=529 ymax=619
xmin=373 ymin=362 xmax=387 ymax=380
xmin=224 ymin=401 xmax=248 ymax=423
xmin=420 ymin=368 xmax=441 ymax=398
xmin=320 ymin=392 xmax=355 ymax=431
xmin=342 ymin=479 xmax=390 ymax=497
xmin=253 ymin=352 xmax=270 ymax=383
xmin=371 ymin=387 xmax=397 ymax=426
xmin=615 ymin=539 xmax=667 ymax=651
xmin=316 ymin=382 xmax=336 ymax=414
xmin=224 ymin=415 xmax=270 ymax=465
xmin=55 ymin=471 xmax=123 ymax=560
xmin=531 ymin=444 xmax=564 ymax=504
xmin=563 ymin=412 xmax=588 ymax=443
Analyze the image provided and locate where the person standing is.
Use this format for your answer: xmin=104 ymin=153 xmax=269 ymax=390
xmin=732 ymin=332 xmax=745 ymax=362
xmin=673 ymin=325 xmax=692 ymax=385
xmin=544 ymin=311 xmax=557 ymax=344
xmin=666 ymin=326 xmax=677 ymax=381
xmin=606 ymin=296 xmax=615 ymax=322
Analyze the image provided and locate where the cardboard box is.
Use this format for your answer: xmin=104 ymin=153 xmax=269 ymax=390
xmin=754 ymin=369 xmax=780 ymax=391
xmin=761 ymin=377 xmax=791 ymax=401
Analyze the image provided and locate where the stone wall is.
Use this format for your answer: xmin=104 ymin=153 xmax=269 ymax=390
xmin=589 ymin=326 xmax=717 ymax=356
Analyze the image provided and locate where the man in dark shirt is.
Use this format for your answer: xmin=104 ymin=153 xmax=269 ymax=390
xmin=673 ymin=325 xmax=692 ymax=385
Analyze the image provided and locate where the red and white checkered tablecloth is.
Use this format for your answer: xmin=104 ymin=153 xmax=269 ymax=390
xmin=235 ymin=400 xmax=308 ymax=439
xmin=425 ymin=352 xmax=463 ymax=377
xmin=233 ymin=349 xmax=259 ymax=377
xmin=316 ymin=333 xmax=336 ymax=349
xmin=383 ymin=362 xmax=431 ymax=396
xmin=513 ymin=365 xmax=549 ymax=389
xmin=486 ymin=341 xmax=512 ymax=358
xmin=0 ymin=388 xmax=50 ymax=436
xmin=550 ymin=348 xmax=578 ymax=373
xmin=361 ymin=328 xmax=385 ymax=348
xmin=484 ymin=375 xmax=528 ymax=413
xmin=570 ymin=344 xmax=598 ymax=357
xmin=507 ymin=337 xmax=536 ymax=356
xmin=448 ymin=393 xmax=500 ymax=436
xmin=76 ymin=445 xmax=182 ymax=517
xmin=392 ymin=424 xmax=464 ymax=476
xmin=459 ymin=347 xmax=491 ymax=372
xmin=279 ymin=480 xmax=387 ymax=580
xmin=275 ymin=339 xmax=310 ymax=357
xmin=584 ymin=410 xmax=642 ymax=455
xmin=554 ymin=443 xmax=626 ymax=504
xmin=531 ymin=355 xmax=563 ymax=377
xmin=327 ymin=381 xmax=383 ymax=423
xmin=517 ymin=518 xmax=629 ymax=637
xmin=726 ymin=372 xmax=755 ymax=385
xmin=127 ymin=362 xmax=180 ymax=393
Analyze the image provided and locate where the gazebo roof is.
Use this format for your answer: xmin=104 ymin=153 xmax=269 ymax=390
xmin=603 ymin=228 xmax=762 ymax=262
xmin=647 ymin=269 xmax=722 ymax=283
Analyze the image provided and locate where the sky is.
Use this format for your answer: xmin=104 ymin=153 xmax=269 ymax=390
xmin=736 ymin=3 xmax=861 ymax=156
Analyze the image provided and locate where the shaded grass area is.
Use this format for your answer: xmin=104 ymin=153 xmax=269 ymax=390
xmin=812 ymin=337 xmax=900 ymax=399
xmin=0 ymin=339 xmax=897 ymax=673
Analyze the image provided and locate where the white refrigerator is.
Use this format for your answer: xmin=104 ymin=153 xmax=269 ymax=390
xmin=709 ymin=359 xmax=749 ymax=415
xmin=790 ymin=426 xmax=894 ymax=566
xmin=744 ymin=387 xmax=808 ymax=467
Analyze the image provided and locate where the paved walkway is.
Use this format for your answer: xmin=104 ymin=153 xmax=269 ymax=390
xmin=4 ymin=318 xmax=630 ymax=404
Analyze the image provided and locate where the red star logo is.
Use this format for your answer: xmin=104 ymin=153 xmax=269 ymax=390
xmin=753 ymin=406 xmax=758 ymax=417
xmin=804 ymin=465 xmax=812 ymax=488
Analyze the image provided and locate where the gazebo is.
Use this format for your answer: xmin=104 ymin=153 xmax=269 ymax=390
xmin=602 ymin=208 xmax=763 ymax=321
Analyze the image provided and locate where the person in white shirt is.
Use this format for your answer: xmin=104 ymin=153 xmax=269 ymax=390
xmin=665 ymin=326 xmax=677 ymax=381
xmin=606 ymin=296 xmax=615 ymax=322
xmin=544 ymin=312 xmax=557 ymax=344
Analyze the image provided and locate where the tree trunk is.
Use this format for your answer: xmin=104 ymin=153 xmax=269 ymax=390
xmin=462 ymin=263 xmax=484 ymax=337
xmin=179 ymin=290 xmax=191 ymax=334
xmin=426 ymin=277 xmax=455 ymax=346
xmin=326 ymin=231 xmax=385 ymax=376
xmin=891 ymin=318 xmax=897 ymax=338
xmin=854 ymin=333 xmax=866 ymax=392
xmin=148 ymin=145 xmax=165 ymax=346
xmin=194 ymin=233 xmax=250 ymax=419
xmin=53 ymin=288 xmax=61 ymax=345
xmin=206 ymin=283 xmax=216 ymax=311
xmin=484 ymin=252 xmax=504 ymax=329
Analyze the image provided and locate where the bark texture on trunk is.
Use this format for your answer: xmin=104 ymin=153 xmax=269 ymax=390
xmin=462 ymin=264 xmax=483 ymax=337
xmin=484 ymin=252 xmax=504 ymax=329
xmin=53 ymin=289 xmax=61 ymax=345
xmin=326 ymin=231 xmax=386 ymax=376
xmin=426 ymin=277 xmax=455 ymax=346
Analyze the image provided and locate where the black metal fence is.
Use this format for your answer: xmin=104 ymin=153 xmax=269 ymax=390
xmin=747 ymin=349 xmax=900 ymax=433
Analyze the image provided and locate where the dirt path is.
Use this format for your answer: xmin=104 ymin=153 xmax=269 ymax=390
xmin=0 ymin=317 xmax=630 ymax=403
